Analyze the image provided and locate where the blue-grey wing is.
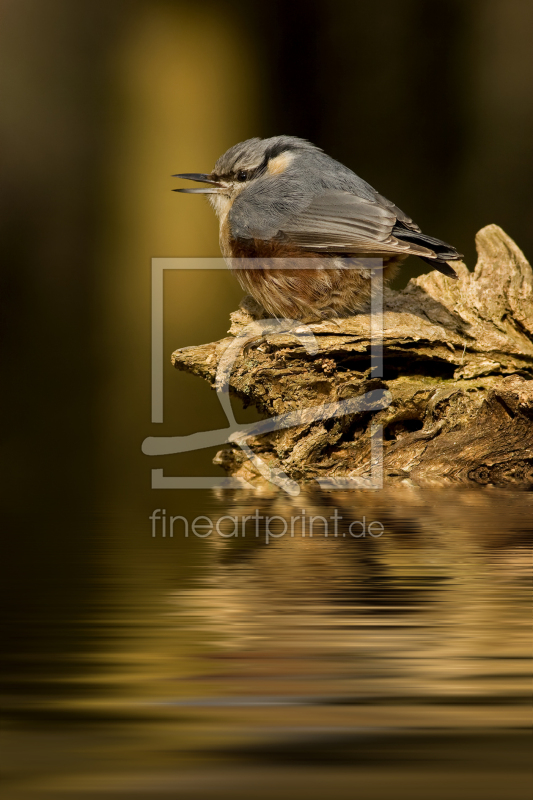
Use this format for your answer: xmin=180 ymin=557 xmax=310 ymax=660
xmin=231 ymin=189 xmax=431 ymax=256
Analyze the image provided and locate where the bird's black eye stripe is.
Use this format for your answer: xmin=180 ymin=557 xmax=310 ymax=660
xmin=232 ymin=155 xmax=272 ymax=184
xmin=265 ymin=142 xmax=293 ymax=161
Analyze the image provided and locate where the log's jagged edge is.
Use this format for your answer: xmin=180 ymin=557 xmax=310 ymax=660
xmin=172 ymin=225 xmax=533 ymax=490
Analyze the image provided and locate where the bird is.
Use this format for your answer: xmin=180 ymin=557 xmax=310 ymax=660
xmin=173 ymin=135 xmax=463 ymax=322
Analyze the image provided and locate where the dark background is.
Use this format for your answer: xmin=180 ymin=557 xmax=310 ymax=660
xmin=2 ymin=0 xmax=533 ymax=681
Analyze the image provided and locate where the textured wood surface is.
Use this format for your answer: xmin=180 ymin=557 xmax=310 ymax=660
xmin=172 ymin=225 xmax=533 ymax=489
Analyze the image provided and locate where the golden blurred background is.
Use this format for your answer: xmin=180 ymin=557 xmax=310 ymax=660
xmin=2 ymin=0 xmax=532 ymax=491
xmin=1 ymin=2 xmax=532 ymax=796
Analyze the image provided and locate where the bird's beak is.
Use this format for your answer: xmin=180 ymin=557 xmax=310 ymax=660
xmin=172 ymin=173 xmax=224 ymax=194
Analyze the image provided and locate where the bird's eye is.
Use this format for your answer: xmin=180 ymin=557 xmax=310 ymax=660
xmin=236 ymin=170 xmax=248 ymax=182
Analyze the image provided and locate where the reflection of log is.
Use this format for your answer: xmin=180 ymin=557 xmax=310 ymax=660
xmin=179 ymin=487 xmax=533 ymax=663
xmin=173 ymin=226 xmax=533 ymax=489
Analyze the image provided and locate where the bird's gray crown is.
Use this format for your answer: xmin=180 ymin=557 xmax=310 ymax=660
xmin=213 ymin=135 xmax=321 ymax=178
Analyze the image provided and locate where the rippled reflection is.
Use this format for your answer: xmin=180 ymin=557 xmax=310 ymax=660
xmin=177 ymin=488 xmax=531 ymax=709
xmin=4 ymin=488 xmax=532 ymax=799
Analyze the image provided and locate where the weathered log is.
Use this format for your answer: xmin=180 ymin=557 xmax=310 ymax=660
xmin=172 ymin=225 xmax=533 ymax=490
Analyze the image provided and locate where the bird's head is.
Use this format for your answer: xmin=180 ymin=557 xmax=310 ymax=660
xmin=173 ymin=135 xmax=320 ymax=220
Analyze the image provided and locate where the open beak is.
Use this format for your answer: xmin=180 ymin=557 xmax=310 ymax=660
xmin=172 ymin=173 xmax=224 ymax=194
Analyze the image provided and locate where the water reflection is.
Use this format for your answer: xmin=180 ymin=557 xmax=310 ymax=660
xmin=4 ymin=488 xmax=532 ymax=799
xmin=178 ymin=488 xmax=531 ymax=709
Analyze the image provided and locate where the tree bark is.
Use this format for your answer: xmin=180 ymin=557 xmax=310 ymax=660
xmin=172 ymin=225 xmax=533 ymax=490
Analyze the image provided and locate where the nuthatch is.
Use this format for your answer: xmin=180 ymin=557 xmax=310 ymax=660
xmin=174 ymin=135 xmax=462 ymax=321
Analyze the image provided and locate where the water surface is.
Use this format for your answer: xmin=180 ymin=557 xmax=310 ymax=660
xmin=4 ymin=487 xmax=532 ymax=799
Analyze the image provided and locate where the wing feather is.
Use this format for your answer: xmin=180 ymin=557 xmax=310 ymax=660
xmin=273 ymin=191 xmax=432 ymax=256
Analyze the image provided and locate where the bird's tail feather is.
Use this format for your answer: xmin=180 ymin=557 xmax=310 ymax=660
xmin=419 ymin=256 xmax=458 ymax=279
xmin=392 ymin=225 xmax=462 ymax=279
